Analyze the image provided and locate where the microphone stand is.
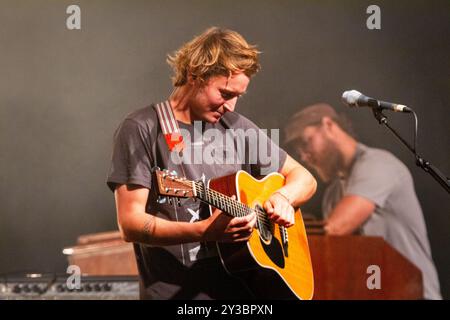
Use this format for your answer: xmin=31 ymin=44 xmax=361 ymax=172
xmin=371 ymin=107 xmax=450 ymax=194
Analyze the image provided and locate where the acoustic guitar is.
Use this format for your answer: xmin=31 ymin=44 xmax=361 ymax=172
xmin=153 ymin=169 xmax=314 ymax=300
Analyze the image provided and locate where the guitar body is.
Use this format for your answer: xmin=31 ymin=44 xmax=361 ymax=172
xmin=209 ymin=170 xmax=314 ymax=300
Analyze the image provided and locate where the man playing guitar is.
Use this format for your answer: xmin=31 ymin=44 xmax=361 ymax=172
xmin=107 ymin=27 xmax=317 ymax=299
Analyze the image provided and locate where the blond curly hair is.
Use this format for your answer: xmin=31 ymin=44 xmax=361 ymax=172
xmin=167 ymin=27 xmax=261 ymax=86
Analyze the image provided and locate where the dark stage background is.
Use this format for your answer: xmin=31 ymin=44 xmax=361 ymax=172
xmin=1 ymin=0 xmax=449 ymax=298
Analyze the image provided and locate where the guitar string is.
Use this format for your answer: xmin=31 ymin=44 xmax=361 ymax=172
xmin=164 ymin=176 xmax=273 ymax=228
xmin=194 ymin=185 xmax=275 ymax=231
xmin=193 ymin=182 xmax=270 ymax=220
xmin=162 ymin=177 xmax=285 ymax=231
xmin=196 ymin=181 xmax=280 ymax=231
xmin=162 ymin=177 xmax=289 ymax=254
xmin=167 ymin=177 xmax=254 ymax=216
xmin=165 ymin=178 xmax=279 ymax=230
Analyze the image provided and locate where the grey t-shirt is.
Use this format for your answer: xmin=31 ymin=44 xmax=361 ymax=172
xmin=322 ymin=143 xmax=441 ymax=299
xmin=106 ymin=104 xmax=287 ymax=299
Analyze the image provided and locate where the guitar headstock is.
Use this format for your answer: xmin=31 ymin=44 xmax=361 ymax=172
xmin=153 ymin=169 xmax=196 ymax=199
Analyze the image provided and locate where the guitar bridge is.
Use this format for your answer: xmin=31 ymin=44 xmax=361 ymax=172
xmin=280 ymin=225 xmax=289 ymax=257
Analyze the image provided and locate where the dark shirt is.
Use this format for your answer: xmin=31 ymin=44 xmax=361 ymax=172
xmin=107 ymin=104 xmax=287 ymax=299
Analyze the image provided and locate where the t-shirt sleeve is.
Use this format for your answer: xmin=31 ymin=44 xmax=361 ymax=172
xmin=106 ymin=118 xmax=154 ymax=192
xmin=345 ymin=152 xmax=402 ymax=208
xmin=234 ymin=114 xmax=287 ymax=176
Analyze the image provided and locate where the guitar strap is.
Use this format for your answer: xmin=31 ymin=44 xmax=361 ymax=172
xmin=153 ymin=100 xmax=189 ymax=181
xmin=153 ymin=100 xmax=240 ymax=176
xmin=153 ymin=100 xmax=192 ymax=265
xmin=154 ymin=100 xmax=184 ymax=153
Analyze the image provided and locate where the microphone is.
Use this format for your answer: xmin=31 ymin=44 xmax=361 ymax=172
xmin=342 ymin=90 xmax=412 ymax=113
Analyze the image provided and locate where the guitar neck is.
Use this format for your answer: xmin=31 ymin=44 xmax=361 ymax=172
xmin=193 ymin=181 xmax=252 ymax=218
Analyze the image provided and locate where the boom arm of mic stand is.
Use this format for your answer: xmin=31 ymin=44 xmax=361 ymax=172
xmin=371 ymin=108 xmax=450 ymax=194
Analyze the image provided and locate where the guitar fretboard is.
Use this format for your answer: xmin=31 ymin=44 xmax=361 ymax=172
xmin=194 ymin=181 xmax=253 ymax=218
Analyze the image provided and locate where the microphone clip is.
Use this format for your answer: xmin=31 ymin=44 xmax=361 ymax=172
xmin=371 ymin=108 xmax=387 ymax=125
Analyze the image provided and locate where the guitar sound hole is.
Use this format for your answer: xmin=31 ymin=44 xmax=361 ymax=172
xmin=255 ymin=204 xmax=273 ymax=243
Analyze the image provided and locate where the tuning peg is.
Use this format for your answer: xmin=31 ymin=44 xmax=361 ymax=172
xmin=157 ymin=196 xmax=167 ymax=204
xmin=168 ymin=198 xmax=173 ymax=205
